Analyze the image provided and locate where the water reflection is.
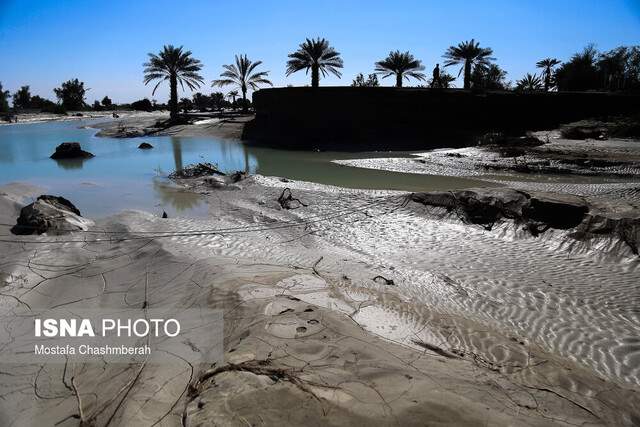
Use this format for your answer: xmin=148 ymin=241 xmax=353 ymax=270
xmin=170 ymin=137 xmax=184 ymax=173
xmin=152 ymin=178 xmax=204 ymax=212
xmin=53 ymin=158 xmax=90 ymax=170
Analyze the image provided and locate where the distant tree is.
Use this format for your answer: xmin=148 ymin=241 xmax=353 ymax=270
xmin=286 ymin=38 xmax=344 ymax=87
xmin=536 ymin=58 xmax=561 ymax=91
xmin=227 ymin=90 xmax=238 ymax=108
xmin=596 ymin=46 xmax=640 ymax=91
xmin=131 ymin=98 xmax=153 ymax=111
xmin=192 ymin=92 xmax=210 ymax=111
xmin=179 ymin=97 xmax=193 ymax=113
xmin=28 ymin=95 xmax=64 ymax=113
xmin=516 ymin=73 xmax=543 ymax=91
xmin=13 ymin=85 xmax=31 ymax=109
xmin=443 ymin=39 xmax=495 ymax=89
xmin=471 ymin=64 xmax=509 ymax=90
xmin=0 ymin=82 xmax=9 ymax=113
xmin=351 ymin=73 xmax=380 ymax=87
xmin=374 ymin=51 xmax=426 ymax=87
xmin=143 ymin=45 xmax=204 ymax=120
xmin=210 ymin=91 xmax=226 ymax=110
xmin=428 ymin=71 xmax=456 ymax=88
xmin=101 ymin=96 xmax=113 ymax=109
xmin=54 ymin=78 xmax=88 ymax=110
xmin=212 ymin=54 xmax=272 ymax=113
xmin=92 ymin=100 xmax=102 ymax=110
xmin=554 ymin=45 xmax=600 ymax=91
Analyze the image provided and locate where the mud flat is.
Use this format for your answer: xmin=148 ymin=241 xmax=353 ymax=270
xmin=92 ymin=112 xmax=252 ymax=139
xmin=334 ymin=121 xmax=640 ymax=181
xmin=1 ymin=169 xmax=639 ymax=425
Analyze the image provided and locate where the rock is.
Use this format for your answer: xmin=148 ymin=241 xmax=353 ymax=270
xmin=162 ymin=211 xmax=168 ymax=218
xmin=50 ymin=142 xmax=94 ymax=159
xmin=138 ymin=142 xmax=153 ymax=149
xmin=11 ymin=195 xmax=92 ymax=235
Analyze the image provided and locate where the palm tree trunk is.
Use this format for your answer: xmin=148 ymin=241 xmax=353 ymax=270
xmin=396 ymin=73 xmax=403 ymax=88
xmin=311 ymin=64 xmax=319 ymax=88
xmin=241 ymin=88 xmax=248 ymax=113
xmin=169 ymin=74 xmax=178 ymax=120
xmin=464 ymin=61 xmax=471 ymax=90
xmin=544 ymin=67 xmax=550 ymax=91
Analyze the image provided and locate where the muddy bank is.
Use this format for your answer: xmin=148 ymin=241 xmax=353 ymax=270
xmin=411 ymin=187 xmax=640 ymax=254
xmin=1 ymin=175 xmax=640 ymax=425
xmin=336 ymin=129 xmax=640 ymax=179
xmin=93 ymin=112 xmax=252 ymax=140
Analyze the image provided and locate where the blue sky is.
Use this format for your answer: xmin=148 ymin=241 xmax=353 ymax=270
xmin=1 ymin=0 xmax=640 ymax=103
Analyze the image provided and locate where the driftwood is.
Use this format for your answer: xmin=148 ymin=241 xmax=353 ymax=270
xmin=277 ymin=188 xmax=308 ymax=209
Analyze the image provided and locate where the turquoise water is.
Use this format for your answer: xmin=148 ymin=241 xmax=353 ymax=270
xmin=0 ymin=120 xmax=490 ymax=218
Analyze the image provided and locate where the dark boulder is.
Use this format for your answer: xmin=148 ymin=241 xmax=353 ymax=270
xmin=50 ymin=142 xmax=94 ymax=159
xmin=11 ymin=195 xmax=90 ymax=235
xmin=138 ymin=142 xmax=153 ymax=149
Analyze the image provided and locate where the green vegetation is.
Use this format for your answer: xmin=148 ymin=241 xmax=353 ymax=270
xmin=5 ymin=41 xmax=640 ymax=120
xmin=443 ymin=39 xmax=495 ymax=89
xmin=101 ymin=96 xmax=113 ymax=109
xmin=143 ymin=45 xmax=204 ymax=120
xmin=351 ymin=73 xmax=380 ymax=87
xmin=12 ymin=85 xmax=31 ymax=109
xmin=0 ymin=82 xmax=9 ymax=113
xmin=374 ymin=51 xmax=426 ymax=87
xmin=427 ymin=72 xmax=455 ymax=88
xmin=286 ymin=38 xmax=343 ymax=87
xmin=53 ymin=78 xmax=88 ymax=110
xmin=471 ymin=64 xmax=509 ymax=90
xmin=536 ymin=58 xmax=561 ymax=91
xmin=516 ymin=73 xmax=543 ymax=91
xmin=131 ymin=98 xmax=153 ymax=111
xmin=212 ymin=54 xmax=272 ymax=112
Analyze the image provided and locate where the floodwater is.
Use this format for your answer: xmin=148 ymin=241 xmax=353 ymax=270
xmin=0 ymin=119 xmax=493 ymax=217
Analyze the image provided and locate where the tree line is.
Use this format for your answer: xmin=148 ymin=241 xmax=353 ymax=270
xmin=2 ymin=39 xmax=639 ymax=119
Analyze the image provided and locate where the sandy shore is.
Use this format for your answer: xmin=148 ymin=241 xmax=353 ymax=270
xmin=334 ymin=130 xmax=640 ymax=180
xmin=1 ymin=164 xmax=639 ymax=425
xmin=0 ymin=110 xmax=164 ymax=126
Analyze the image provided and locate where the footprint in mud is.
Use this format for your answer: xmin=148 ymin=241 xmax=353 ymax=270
xmin=264 ymin=296 xmax=324 ymax=338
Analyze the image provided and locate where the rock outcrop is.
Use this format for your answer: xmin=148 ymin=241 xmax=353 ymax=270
xmin=11 ymin=195 xmax=92 ymax=235
xmin=50 ymin=142 xmax=94 ymax=159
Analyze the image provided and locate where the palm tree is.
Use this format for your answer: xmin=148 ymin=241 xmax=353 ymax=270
xmin=536 ymin=58 xmax=561 ymax=91
xmin=443 ymin=39 xmax=495 ymax=89
xmin=516 ymin=73 xmax=543 ymax=91
xmin=227 ymin=90 xmax=239 ymax=109
xmin=286 ymin=38 xmax=344 ymax=87
xmin=212 ymin=54 xmax=272 ymax=113
xmin=374 ymin=51 xmax=426 ymax=87
xmin=438 ymin=72 xmax=456 ymax=88
xmin=143 ymin=45 xmax=204 ymax=121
